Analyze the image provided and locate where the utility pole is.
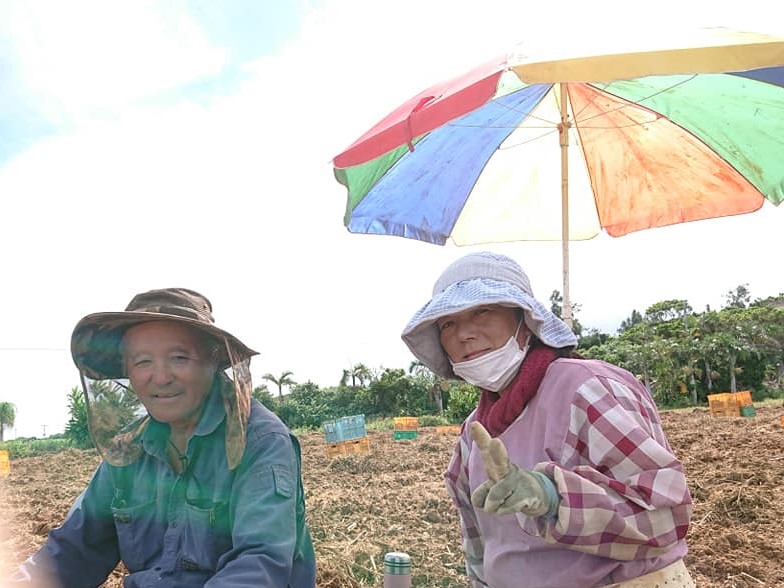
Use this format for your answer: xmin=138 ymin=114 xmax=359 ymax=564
xmin=41 ymin=424 xmax=47 ymax=437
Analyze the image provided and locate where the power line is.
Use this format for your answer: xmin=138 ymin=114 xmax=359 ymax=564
xmin=0 ymin=347 xmax=67 ymax=351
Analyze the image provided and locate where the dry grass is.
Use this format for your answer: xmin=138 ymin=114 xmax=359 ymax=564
xmin=2 ymin=405 xmax=783 ymax=587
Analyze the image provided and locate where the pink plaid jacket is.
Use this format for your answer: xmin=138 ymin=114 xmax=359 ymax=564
xmin=445 ymin=359 xmax=692 ymax=588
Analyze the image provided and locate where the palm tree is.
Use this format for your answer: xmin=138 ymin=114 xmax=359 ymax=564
xmin=340 ymin=363 xmax=373 ymax=388
xmin=262 ymin=371 xmax=295 ymax=402
xmin=0 ymin=401 xmax=17 ymax=442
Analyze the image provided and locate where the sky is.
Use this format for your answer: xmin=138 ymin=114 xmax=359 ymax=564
xmin=0 ymin=0 xmax=783 ymax=439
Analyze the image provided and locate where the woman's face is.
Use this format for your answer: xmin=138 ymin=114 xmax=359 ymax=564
xmin=436 ymin=305 xmax=528 ymax=363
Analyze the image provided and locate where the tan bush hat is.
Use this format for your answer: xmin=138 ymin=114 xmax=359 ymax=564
xmin=71 ymin=287 xmax=257 ymax=380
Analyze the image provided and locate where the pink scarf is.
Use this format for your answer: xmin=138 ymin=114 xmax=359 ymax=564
xmin=475 ymin=345 xmax=559 ymax=436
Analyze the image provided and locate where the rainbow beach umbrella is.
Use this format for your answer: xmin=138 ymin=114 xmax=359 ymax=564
xmin=332 ymin=28 xmax=784 ymax=325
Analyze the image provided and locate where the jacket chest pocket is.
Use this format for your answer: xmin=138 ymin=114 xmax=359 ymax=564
xmin=111 ymin=500 xmax=164 ymax=572
xmin=180 ymin=499 xmax=232 ymax=572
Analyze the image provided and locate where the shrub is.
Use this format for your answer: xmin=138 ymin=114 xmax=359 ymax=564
xmin=418 ymin=414 xmax=451 ymax=427
xmin=0 ymin=436 xmax=73 ymax=458
xmin=64 ymin=387 xmax=93 ymax=449
xmin=446 ymin=383 xmax=480 ymax=423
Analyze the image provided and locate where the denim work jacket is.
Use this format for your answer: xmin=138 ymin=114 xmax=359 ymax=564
xmin=14 ymin=389 xmax=316 ymax=587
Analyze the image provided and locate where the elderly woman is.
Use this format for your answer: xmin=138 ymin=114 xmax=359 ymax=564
xmin=402 ymin=252 xmax=694 ymax=588
xmin=10 ymin=288 xmax=316 ymax=588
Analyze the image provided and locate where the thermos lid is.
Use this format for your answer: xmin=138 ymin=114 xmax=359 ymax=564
xmin=384 ymin=552 xmax=411 ymax=574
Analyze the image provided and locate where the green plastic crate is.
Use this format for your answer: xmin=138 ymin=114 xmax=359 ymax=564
xmin=393 ymin=430 xmax=418 ymax=441
xmin=740 ymin=405 xmax=757 ymax=418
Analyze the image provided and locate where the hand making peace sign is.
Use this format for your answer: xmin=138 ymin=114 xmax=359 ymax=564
xmin=469 ymin=422 xmax=558 ymax=518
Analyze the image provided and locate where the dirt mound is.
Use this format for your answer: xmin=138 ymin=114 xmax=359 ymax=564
xmin=1 ymin=405 xmax=783 ymax=587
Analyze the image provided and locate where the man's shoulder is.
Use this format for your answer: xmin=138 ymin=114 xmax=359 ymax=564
xmin=246 ymin=400 xmax=292 ymax=438
xmin=242 ymin=402 xmax=303 ymax=465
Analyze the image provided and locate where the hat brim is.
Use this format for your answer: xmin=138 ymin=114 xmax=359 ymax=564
xmin=401 ymin=278 xmax=577 ymax=379
xmin=71 ymin=311 xmax=258 ymax=380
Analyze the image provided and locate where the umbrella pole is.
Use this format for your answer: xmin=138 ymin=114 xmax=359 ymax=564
xmin=559 ymin=83 xmax=573 ymax=330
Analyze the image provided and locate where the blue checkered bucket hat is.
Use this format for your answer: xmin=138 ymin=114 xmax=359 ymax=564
xmin=401 ymin=252 xmax=578 ymax=379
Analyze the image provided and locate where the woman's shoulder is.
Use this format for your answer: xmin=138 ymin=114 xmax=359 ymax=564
xmin=544 ymin=357 xmax=643 ymax=397
xmin=549 ymin=357 xmax=636 ymax=380
xmin=546 ymin=357 xmax=655 ymax=417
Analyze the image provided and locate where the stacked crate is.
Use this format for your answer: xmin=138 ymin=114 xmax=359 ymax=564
xmin=707 ymin=391 xmax=754 ymax=417
xmin=435 ymin=425 xmax=462 ymax=435
xmin=393 ymin=417 xmax=419 ymax=440
xmin=322 ymin=415 xmax=369 ymax=458
xmin=325 ymin=436 xmax=370 ymax=459
xmin=735 ymin=391 xmax=756 ymax=417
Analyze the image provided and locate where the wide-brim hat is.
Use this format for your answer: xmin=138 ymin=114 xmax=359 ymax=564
xmin=71 ymin=287 xmax=258 ymax=380
xmin=401 ymin=252 xmax=578 ymax=379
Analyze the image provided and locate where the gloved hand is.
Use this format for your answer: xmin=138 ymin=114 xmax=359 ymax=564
xmin=469 ymin=421 xmax=559 ymax=517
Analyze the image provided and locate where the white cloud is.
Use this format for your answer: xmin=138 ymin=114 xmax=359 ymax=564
xmin=6 ymin=0 xmax=227 ymax=121
xmin=1 ymin=0 xmax=783 ymax=438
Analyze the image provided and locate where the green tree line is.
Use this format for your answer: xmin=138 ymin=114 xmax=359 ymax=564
xmin=252 ymin=285 xmax=784 ymax=429
xmin=6 ymin=285 xmax=783 ymax=451
xmin=579 ymin=287 xmax=784 ymax=406
xmin=251 ymin=363 xmax=478 ymax=430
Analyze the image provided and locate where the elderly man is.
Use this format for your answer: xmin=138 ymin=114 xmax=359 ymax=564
xmin=10 ymin=288 xmax=316 ymax=587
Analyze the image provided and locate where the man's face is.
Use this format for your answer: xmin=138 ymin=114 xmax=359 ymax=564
xmin=436 ymin=305 xmax=527 ymax=363
xmin=123 ymin=320 xmax=217 ymax=435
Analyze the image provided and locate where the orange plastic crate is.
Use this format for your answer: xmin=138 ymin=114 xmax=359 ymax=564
xmin=393 ymin=417 xmax=419 ymax=431
xmin=707 ymin=393 xmax=739 ymax=417
xmin=707 ymin=391 xmax=753 ymax=417
xmin=435 ymin=425 xmax=462 ymax=435
xmin=734 ymin=390 xmax=752 ymax=408
xmin=325 ymin=436 xmax=370 ymax=459
xmin=0 ymin=450 xmax=9 ymax=477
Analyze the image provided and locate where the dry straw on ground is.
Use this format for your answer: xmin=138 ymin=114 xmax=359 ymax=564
xmin=1 ymin=405 xmax=783 ymax=587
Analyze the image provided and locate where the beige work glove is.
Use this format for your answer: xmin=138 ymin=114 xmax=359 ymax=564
xmin=469 ymin=422 xmax=558 ymax=517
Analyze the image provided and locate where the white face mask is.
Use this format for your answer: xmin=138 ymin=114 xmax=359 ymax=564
xmin=450 ymin=321 xmax=529 ymax=392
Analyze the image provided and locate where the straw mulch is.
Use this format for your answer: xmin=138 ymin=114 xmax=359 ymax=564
xmin=1 ymin=405 xmax=782 ymax=587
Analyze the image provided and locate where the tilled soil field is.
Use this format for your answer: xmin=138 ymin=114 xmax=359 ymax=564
xmin=1 ymin=405 xmax=783 ymax=587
